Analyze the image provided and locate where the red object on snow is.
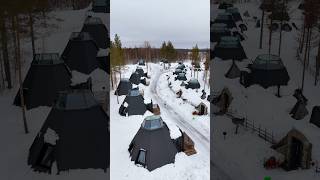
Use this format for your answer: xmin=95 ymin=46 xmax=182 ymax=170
xmin=265 ymin=156 xmax=278 ymax=169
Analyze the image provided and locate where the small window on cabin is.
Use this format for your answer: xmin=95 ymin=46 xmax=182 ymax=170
xmin=136 ymin=149 xmax=146 ymax=167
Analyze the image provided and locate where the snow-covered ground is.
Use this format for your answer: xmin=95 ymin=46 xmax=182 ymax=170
xmin=110 ymin=61 xmax=210 ymax=180
xmin=0 ymin=5 xmax=109 ymax=180
xmin=212 ymin=1 xmax=320 ymax=180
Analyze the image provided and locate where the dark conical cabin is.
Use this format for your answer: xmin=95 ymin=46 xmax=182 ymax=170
xmin=13 ymin=53 xmax=71 ymax=110
xmin=225 ymin=61 xmax=241 ymax=79
xmin=115 ymin=78 xmax=132 ymax=96
xmin=28 ymin=89 xmax=109 ymax=173
xmin=129 ymin=72 xmax=142 ymax=85
xmin=128 ymin=115 xmax=178 ymax=171
xmin=136 ymin=67 xmax=145 ymax=77
xmin=248 ymin=54 xmax=290 ymax=88
xmin=81 ymin=16 xmax=109 ymax=49
xmin=119 ymin=88 xmax=147 ymax=116
xmin=290 ymin=100 xmax=308 ymax=120
xmin=310 ymin=106 xmax=320 ymax=128
xmin=61 ymin=32 xmax=99 ymax=74
xmin=212 ymin=36 xmax=247 ymax=61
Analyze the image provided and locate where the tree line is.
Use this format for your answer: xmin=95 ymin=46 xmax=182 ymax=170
xmin=110 ymin=34 xmax=210 ymax=90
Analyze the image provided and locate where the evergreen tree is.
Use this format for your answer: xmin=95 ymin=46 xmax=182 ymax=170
xmin=160 ymin=41 xmax=167 ymax=59
xmin=110 ymin=34 xmax=125 ymax=90
xmin=191 ymin=44 xmax=200 ymax=64
xmin=166 ymin=41 xmax=177 ymax=61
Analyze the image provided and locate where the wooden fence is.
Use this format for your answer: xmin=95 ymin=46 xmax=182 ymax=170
xmin=243 ymin=119 xmax=277 ymax=145
xmin=226 ymin=112 xmax=277 ymax=145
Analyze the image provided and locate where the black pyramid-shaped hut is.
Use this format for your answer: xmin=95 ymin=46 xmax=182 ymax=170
xmin=61 ymin=32 xmax=99 ymax=74
xmin=13 ymin=53 xmax=71 ymax=110
xmin=128 ymin=115 xmax=178 ymax=171
xmin=81 ymin=16 xmax=109 ymax=49
xmin=28 ymin=89 xmax=109 ymax=173
xmin=115 ymin=78 xmax=132 ymax=96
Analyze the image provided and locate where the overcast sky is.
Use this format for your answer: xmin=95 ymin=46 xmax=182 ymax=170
xmin=110 ymin=0 xmax=210 ymax=49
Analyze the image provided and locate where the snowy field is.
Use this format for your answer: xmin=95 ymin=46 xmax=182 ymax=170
xmin=0 ymin=4 xmax=109 ymax=180
xmin=110 ymin=61 xmax=210 ymax=180
xmin=212 ymin=1 xmax=320 ymax=180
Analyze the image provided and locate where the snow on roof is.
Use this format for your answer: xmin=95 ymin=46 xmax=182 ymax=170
xmin=123 ymin=102 xmax=128 ymax=107
xmin=71 ymin=68 xmax=108 ymax=92
xmin=132 ymin=84 xmax=139 ymax=89
xmin=71 ymin=70 xmax=90 ymax=85
xmin=144 ymin=98 xmax=152 ymax=104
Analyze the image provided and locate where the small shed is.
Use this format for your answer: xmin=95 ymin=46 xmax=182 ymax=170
xmin=272 ymin=128 xmax=312 ymax=171
xmin=195 ymin=102 xmax=208 ymax=115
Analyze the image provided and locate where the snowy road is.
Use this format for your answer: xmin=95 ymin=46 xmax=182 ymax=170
xmin=149 ymin=65 xmax=232 ymax=180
